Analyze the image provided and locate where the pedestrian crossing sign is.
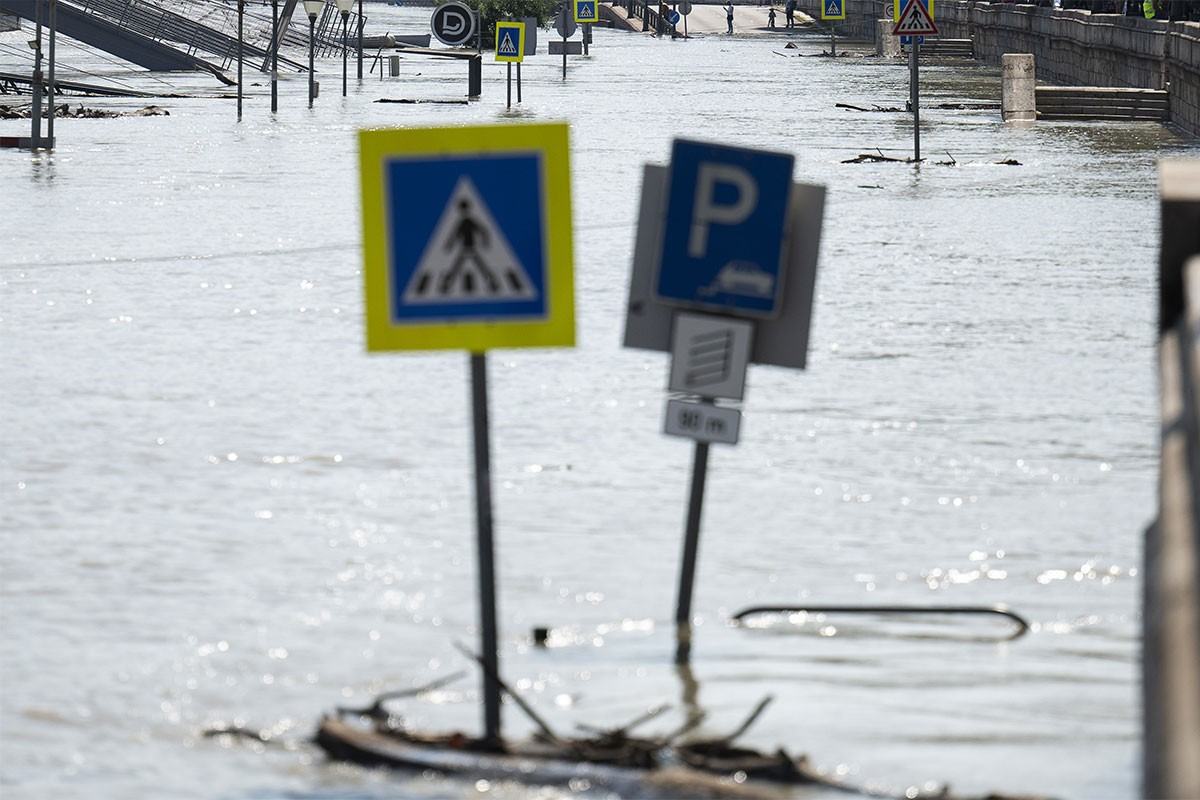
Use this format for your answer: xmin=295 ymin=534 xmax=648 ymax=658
xmin=893 ymin=0 xmax=933 ymax=21
xmin=359 ymin=123 xmax=575 ymax=351
xmin=494 ymin=21 xmax=525 ymax=62
xmin=821 ymin=0 xmax=844 ymax=19
xmin=893 ymin=0 xmax=937 ymax=36
xmin=574 ymin=0 xmax=599 ymax=23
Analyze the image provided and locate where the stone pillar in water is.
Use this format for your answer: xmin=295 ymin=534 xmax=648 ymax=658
xmin=876 ymin=19 xmax=900 ymax=58
xmin=1001 ymin=54 xmax=1037 ymax=122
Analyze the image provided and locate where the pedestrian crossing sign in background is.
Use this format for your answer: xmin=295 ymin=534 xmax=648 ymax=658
xmin=821 ymin=0 xmax=844 ymax=19
xmin=359 ymin=123 xmax=575 ymax=351
xmin=574 ymin=0 xmax=599 ymax=23
xmin=494 ymin=21 xmax=525 ymax=62
xmin=893 ymin=0 xmax=932 ymax=20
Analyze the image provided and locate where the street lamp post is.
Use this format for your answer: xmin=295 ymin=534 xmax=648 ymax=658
xmin=303 ymin=0 xmax=323 ymax=106
xmin=334 ymin=0 xmax=354 ymax=97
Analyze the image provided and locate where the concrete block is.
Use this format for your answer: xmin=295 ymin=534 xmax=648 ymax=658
xmin=1002 ymin=53 xmax=1037 ymax=121
xmin=877 ymin=18 xmax=901 ymax=58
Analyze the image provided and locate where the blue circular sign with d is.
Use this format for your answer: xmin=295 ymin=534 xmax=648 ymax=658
xmin=430 ymin=1 xmax=476 ymax=46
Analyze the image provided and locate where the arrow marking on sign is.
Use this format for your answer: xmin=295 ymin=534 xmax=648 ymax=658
xmin=684 ymin=329 xmax=734 ymax=387
xmin=403 ymin=176 xmax=538 ymax=303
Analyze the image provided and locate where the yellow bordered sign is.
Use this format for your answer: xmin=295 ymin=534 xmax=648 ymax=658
xmin=494 ymin=21 xmax=525 ymax=62
xmin=574 ymin=0 xmax=599 ymax=24
xmin=821 ymin=0 xmax=845 ymax=19
xmin=359 ymin=123 xmax=575 ymax=352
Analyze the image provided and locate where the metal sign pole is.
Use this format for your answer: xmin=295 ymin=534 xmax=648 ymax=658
xmin=271 ymin=0 xmax=279 ymax=113
xmin=517 ymin=62 xmax=521 ymax=103
xmin=910 ymin=38 xmax=920 ymax=161
xmin=562 ymin=31 xmax=567 ymax=79
xmin=237 ymin=0 xmax=244 ymax=121
xmin=506 ymin=63 xmax=512 ymax=108
xmin=674 ymin=438 xmax=710 ymax=666
xmin=357 ymin=0 xmax=363 ymax=79
xmin=30 ymin=0 xmax=42 ymax=150
xmin=47 ymin=0 xmax=56 ymax=147
xmin=469 ymin=353 xmax=502 ymax=745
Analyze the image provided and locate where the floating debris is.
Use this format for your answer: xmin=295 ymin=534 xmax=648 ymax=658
xmin=836 ymin=102 xmax=905 ymax=113
xmin=842 ymin=151 xmax=910 ymax=164
xmin=376 ymin=98 xmax=470 ymax=105
xmin=0 ymin=104 xmax=169 ymax=119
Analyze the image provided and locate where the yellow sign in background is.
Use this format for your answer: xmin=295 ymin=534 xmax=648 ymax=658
xmin=359 ymin=123 xmax=575 ymax=352
xmin=494 ymin=21 xmax=526 ymax=62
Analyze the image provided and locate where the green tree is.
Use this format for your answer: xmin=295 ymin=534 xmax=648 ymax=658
xmin=454 ymin=0 xmax=555 ymax=46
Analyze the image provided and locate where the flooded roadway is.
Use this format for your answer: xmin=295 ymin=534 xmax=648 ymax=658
xmin=3 ymin=6 xmax=1200 ymax=799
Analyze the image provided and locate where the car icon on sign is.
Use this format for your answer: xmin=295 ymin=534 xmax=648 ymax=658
xmin=699 ymin=260 xmax=775 ymax=298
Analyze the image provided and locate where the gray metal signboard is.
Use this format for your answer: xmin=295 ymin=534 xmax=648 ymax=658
xmin=623 ymin=164 xmax=825 ymax=370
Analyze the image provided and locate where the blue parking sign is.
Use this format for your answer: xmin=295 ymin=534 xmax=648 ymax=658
xmin=655 ymin=139 xmax=794 ymax=319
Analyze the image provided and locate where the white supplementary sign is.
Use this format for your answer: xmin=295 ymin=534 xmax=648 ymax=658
xmin=664 ymin=399 xmax=741 ymax=445
xmin=668 ymin=312 xmax=753 ymax=401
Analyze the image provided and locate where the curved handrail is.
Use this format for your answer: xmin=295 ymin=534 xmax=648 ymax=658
xmin=731 ymin=603 xmax=1031 ymax=639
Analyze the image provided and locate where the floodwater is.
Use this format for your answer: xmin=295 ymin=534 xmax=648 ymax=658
xmin=3 ymin=6 xmax=1199 ymax=800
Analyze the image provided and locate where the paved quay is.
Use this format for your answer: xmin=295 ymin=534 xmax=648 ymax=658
xmin=603 ymin=1 xmax=819 ymax=36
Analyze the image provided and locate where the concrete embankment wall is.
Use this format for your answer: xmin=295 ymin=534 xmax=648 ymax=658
xmin=792 ymin=0 xmax=1200 ymax=137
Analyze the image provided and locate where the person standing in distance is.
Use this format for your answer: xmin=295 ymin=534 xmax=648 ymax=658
xmin=725 ymin=1 xmax=734 ymax=33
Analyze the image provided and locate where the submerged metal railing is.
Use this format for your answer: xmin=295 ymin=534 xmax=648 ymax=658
xmin=1146 ymin=159 xmax=1200 ymax=800
xmin=732 ymin=603 xmax=1030 ymax=639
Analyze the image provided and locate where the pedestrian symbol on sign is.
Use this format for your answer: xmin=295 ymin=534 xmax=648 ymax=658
xmin=404 ymin=176 xmax=537 ymax=304
xmin=498 ymin=31 xmax=517 ymax=54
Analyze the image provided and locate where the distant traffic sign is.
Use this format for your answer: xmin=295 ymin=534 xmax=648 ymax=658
xmin=555 ymin=7 xmax=577 ymax=37
xmin=894 ymin=0 xmax=937 ymax=36
xmin=359 ymin=123 xmax=575 ymax=351
xmin=494 ymin=21 xmax=525 ymax=62
xmin=667 ymin=9 xmax=681 ymax=25
xmin=430 ymin=1 xmax=476 ymax=46
xmin=574 ymin=0 xmax=599 ymax=23
xmin=678 ymin=0 xmax=693 ymax=13
xmin=893 ymin=0 xmax=933 ymax=19
xmin=656 ymin=139 xmax=794 ymax=319
xmin=821 ymin=0 xmax=845 ymax=19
